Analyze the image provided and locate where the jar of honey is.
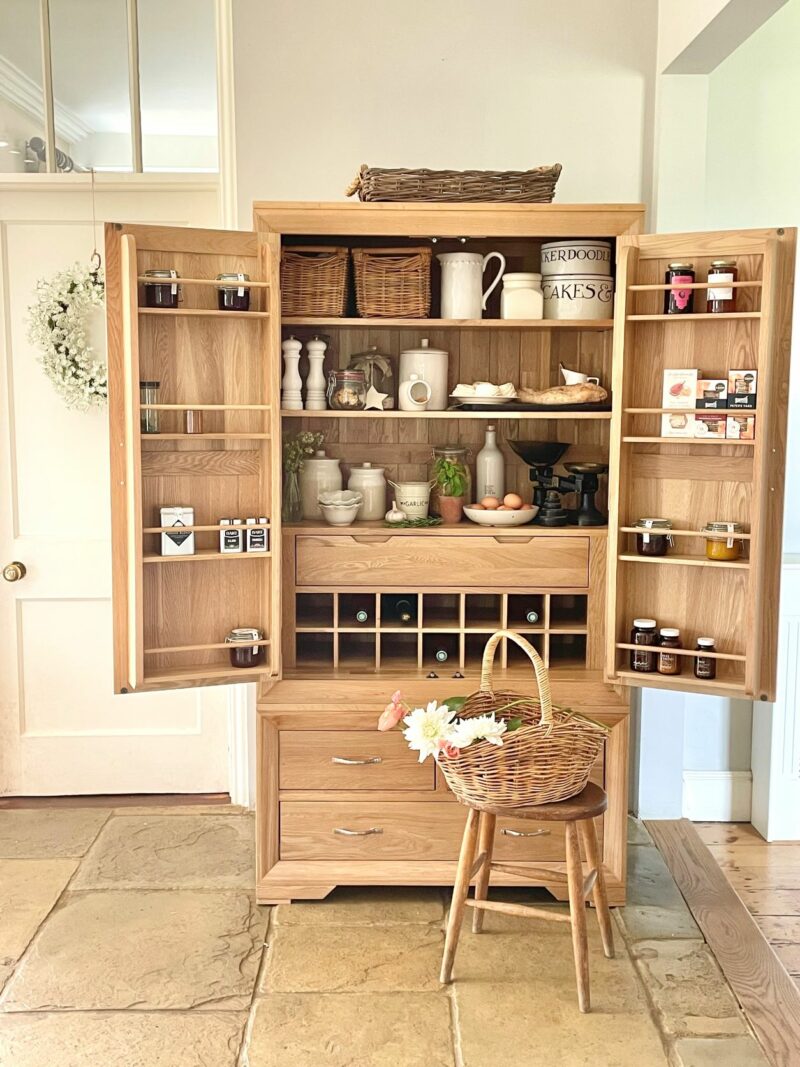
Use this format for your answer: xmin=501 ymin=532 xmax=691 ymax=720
xmin=706 ymin=260 xmax=738 ymax=314
xmin=702 ymin=521 xmax=745 ymax=562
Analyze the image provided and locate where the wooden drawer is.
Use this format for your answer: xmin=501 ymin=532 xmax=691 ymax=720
xmin=295 ymin=534 xmax=589 ymax=588
xmin=280 ymin=731 xmax=434 ymax=791
xmin=280 ymin=800 xmax=602 ymax=861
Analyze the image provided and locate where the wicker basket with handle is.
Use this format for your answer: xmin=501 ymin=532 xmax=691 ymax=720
xmin=352 ymin=246 xmax=431 ymax=318
xmin=345 ymin=164 xmax=562 ymax=203
xmin=280 ymin=246 xmax=349 ymax=316
xmin=437 ymin=630 xmax=609 ymax=810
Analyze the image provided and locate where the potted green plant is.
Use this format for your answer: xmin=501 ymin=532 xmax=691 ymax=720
xmin=432 ymin=454 xmax=467 ymax=524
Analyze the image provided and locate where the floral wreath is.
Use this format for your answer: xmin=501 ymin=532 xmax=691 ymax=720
xmin=27 ymin=258 xmax=106 ymax=410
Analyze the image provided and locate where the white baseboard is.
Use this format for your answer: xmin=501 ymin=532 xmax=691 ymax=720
xmin=682 ymin=770 xmax=752 ymax=822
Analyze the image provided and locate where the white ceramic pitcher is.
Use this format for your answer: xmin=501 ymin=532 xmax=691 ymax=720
xmin=437 ymin=251 xmax=507 ymax=319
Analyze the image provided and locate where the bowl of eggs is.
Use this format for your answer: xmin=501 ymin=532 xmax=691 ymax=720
xmin=463 ymin=494 xmax=539 ymax=527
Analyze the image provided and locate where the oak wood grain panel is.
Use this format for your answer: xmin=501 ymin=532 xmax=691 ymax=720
xmin=279 ymin=731 xmax=435 ymax=791
xmin=140 ymin=449 xmax=261 ymax=477
xmin=295 ymin=534 xmax=590 ymax=588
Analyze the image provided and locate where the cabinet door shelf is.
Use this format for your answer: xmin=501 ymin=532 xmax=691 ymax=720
xmin=627 ymin=281 xmax=763 ymax=291
xmin=623 ymin=407 xmax=760 ymax=416
xmin=618 ymin=526 xmax=752 ymax=541
xmin=615 ymin=642 xmax=745 ymax=662
xmin=137 ymin=275 xmax=270 ymax=289
xmin=143 ymin=522 xmax=271 ymax=533
xmin=143 ymin=550 xmax=272 ymax=563
xmin=626 ymin=312 xmax=760 ymax=321
xmin=144 ymin=663 xmax=274 ymax=685
xmin=617 ymin=553 xmax=749 ymax=570
xmin=141 ymin=404 xmax=272 ymax=411
xmin=139 ymin=307 xmax=270 ymax=319
xmin=612 ymin=669 xmax=747 ymax=696
xmin=622 ymin=436 xmax=755 ymax=447
xmin=141 ymin=433 xmax=271 ymax=440
xmin=144 ymin=639 xmax=271 ymax=655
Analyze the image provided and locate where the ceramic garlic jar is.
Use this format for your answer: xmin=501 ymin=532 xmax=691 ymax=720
xmin=398 ymin=338 xmax=449 ymax=410
xmin=347 ymin=462 xmax=387 ymax=520
xmin=299 ymin=450 xmax=342 ymax=520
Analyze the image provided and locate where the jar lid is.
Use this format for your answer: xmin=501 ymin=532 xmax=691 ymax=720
xmin=660 ymin=628 xmax=680 ymax=638
xmin=709 ymin=260 xmax=736 ymax=268
xmin=401 ymin=338 xmax=448 ymax=357
xmin=668 ymin=262 xmax=693 ymax=269
xmin=216 ymin=272 xmax=250 ymax=285
xmin=305 ymin=450 xmax=339 ymax=465
xmin=503 ymin=272 xmax=542 ymax=282
xmin=633 ymin=618 xmax=657 ymax=629
xmin=433 ymin=445 xmax=468 ymax=456
xmin=333 ymin=369 xmax=366 ymax=381
xmin=225 ymin=627 xmax=262 ymax=643
xmin=703 ymin=521 xmax=744 ymax=534
xmin=633 ymin=517 xmax=672 ymax=530
xmin=697 ymin=637 xmax=715 ymax=647
xmin=143 ymin=268 xmax=178 ymax=279
xmin=139 ymin=380 xmax=160 ymax=388
xmin=350 ymin=462 xmax=385 ymax=474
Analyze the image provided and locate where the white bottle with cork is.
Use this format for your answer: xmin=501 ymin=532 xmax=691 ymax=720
xmin=476 ymin=424 xmax=504 ymax=501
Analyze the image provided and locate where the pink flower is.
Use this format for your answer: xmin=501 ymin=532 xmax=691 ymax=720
xmin=436 ymin=739 xmax=461 ymax=760
xmin=378 ymin=690 xmax=404 ymax=732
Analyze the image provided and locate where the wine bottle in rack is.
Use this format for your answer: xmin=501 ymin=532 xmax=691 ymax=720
xmin=434 ymin=648 xmax=449 ymax=663
xmin=355 ymin=609 xmax=369 ymax=624
xmin=382 ymin=595 xmax=417 ymax=625
xmin=526 ymin=610 xmax=539 ymax=624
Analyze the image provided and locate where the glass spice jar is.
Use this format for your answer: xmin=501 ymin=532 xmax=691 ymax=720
xmin=139 ymin=380 xmax=160 ymax=434
xmin=143 ymin=268 xmax=180 ymax=309
xmin=630 ymin=618 xmax=657 ymax=673
xmin=327 ymin=369 xmax=367 ymax=410
xmin=694 ymin=637 xmax=717 ymax=680
xmin=633 ymin=517 xmax=674 ymax=557
xmin=702 ymin=521 xmax=744 ymax=562
xmin=706 ymin=260 xmax=738 ymax=314
xmin=664 ymin=262 xmax=695 ymax=315
xmin=225 ymin=627 xmax=264 ymax=668
xmin=216 ymin=273 xmax=251 ymax=311
xmin=184 ymin=409 xmax=203 ymax=434
xmin=657 ymin=628 xmax=682 ymax=675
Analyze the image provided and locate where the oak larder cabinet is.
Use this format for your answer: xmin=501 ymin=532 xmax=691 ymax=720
xmin=105 ymin=205 xmax=795 ymax=905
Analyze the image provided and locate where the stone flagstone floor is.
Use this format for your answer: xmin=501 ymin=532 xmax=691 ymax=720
xmin=0 ymin=804 xmax=771 ymax=1066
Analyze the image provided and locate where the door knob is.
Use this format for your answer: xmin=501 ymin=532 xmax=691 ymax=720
xmin=3 ymin=561 xmax=26 ymax=582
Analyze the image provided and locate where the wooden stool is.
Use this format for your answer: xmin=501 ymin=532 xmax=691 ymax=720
xmin=440 ymin=782 xmax=614 ymax=1012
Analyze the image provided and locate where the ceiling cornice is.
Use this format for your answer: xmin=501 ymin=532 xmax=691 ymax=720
xmin=0 ymin=54 xmax=93 ymax=143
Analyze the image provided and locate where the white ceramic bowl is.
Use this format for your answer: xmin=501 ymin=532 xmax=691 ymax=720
xmin=318 ymin=490 xmax=363 ymax=526
xmin=463 ymin=505 xmax=539 ymax=527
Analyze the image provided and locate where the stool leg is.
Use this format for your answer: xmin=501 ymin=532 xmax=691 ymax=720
xmin=578 ymin=817 xmax=614 ymax=959
xmin=471 ymin=812 xmax=497 ymax=933
xmin=565 ymin=821 xmax=590 ymax=1013
xmin=440 ymin=806 xmax=480 ymax=984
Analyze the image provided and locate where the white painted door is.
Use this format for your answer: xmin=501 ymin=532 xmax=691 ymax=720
xmin=0 ymin=177 xmax=231 ymax=795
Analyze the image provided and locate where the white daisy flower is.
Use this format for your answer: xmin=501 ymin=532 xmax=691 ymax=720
xmin=402 ymin=701 xmax=458 ymax=763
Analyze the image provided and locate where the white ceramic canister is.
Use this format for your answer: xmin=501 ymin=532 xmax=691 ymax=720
xmin=398 ymin=338 xmax=449 ymax=411
xmin=540 ymin=241 xmax=612 ymax=277
xmin=299 ymin=450 xmax=342 ymax=520
xmin=388 ymin=480 xmax=433 ymax=520
xmin=347 ymin=462 xmax=387 ymax=521
xmin=542 ymin=274 xmax=614 ymax=321
xmin=500 ymin=273 xmax=543 ymax=320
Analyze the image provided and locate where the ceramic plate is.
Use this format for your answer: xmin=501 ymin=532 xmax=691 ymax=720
xmin=463 ymin=505 xmax=539 ymax=527
xmin=449 ymin=394 xmax=515 ymax=406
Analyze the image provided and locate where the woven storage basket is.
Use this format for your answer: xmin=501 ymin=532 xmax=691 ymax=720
xmin=352 ymin=246 xmax=431 ymax=318
xmin=346 ymin=164 xmax=562 ymax=203
xmin=437 ymin=630 xmax=609 ymax=809
xmin=280 ymin=246 xmax=348 ymax=316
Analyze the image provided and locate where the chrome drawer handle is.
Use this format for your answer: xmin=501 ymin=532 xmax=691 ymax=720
xmin=331 ymin=756 xmax=382 ymax=766
xmin=501 ymin=828 xmax=550 ymax=838
xmin=334 ymin=826 xmax=383 ymax=836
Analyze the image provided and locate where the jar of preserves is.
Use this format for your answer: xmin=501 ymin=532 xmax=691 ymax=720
xmin=630 ymin=618 xmax=657 ymax=672
xmin=216 ymin=273 xmax=251 ymax=312
xmin=225 ymin=627 xmax=264 ymax=668
xmin=327 ymin=369 xmax=367 ymax=410
xmin=702 ymin=521 xmax=744 ymax=562
xmin=633 ymin=517 xmax=674 ymax=557
xmin=664 ymin=263 xmax=695 ymax=315
xmin=143 ymin=268 xmax=180 ymax=309
xmin=657 ymin=628 xmax=682 ymax=675
xmin=694 ymin=637 xmax=716 ymax=680
xmin=706 ymin=260 xmax=738 ymax=314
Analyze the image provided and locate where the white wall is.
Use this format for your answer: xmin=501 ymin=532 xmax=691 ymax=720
xmin=232 ymin=0 xmax=658 ymax=223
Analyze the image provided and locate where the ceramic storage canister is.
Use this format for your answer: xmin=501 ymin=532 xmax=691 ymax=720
xmin=398 ymin=338 xmax=449 ymax=410
xmin=540 ymin=240 xmax=613 ymax=321
xmin=347 ymin=462 xmax=387 ymax=520
xmin=299 ymin=450 xmax=342 ymax=520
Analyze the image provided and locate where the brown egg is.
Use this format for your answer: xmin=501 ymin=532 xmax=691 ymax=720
xmin=480 ymin=496 xmax=501 ymax=510
xmin=496 ymin=504 xmax=511 ymax=510
xmin=521 ymin=503 xmax=535 ymax=511
xmin=503 ymin=493 xmax=523 ymax=509
xmin=470 ymin=503 xmax=486 ymax=510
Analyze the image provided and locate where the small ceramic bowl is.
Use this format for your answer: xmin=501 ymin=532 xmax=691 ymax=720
xmin=463 ymin=505 xmax=539 ymax=527
xmin=319 ymin=490 xmax=363 ymax=527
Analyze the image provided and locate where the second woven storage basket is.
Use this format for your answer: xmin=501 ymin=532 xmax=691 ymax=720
xmin=437 ymin=630 xmax=609 ymax=809
xmin=352 ymin=246 xmax=431 ymax=318
xmin=280 ymin=246 xmax=348 ymax=316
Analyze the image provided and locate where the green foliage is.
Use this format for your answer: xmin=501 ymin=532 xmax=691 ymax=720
xmin=283 ymin=430 xmax=324 ymax=473
xmin=383 ymin=516 xmax=443 ymax=528
xmin=433 ymin=456 xmax=467 ymax=497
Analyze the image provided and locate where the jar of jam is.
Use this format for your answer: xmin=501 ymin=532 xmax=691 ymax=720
xmin=143 ymin=268 xmax=180 ymax=309
xmin=327 ymin=369 xmax=367 ymax=410
xmin=225 ymin=627 xmax=265 ymax=668
xmin=630 ymin=618 xmax=657 ymax=672
xmin=657 ymin=628 xmax=682 ymax=675
xmin=216 ymin=273 xmax=251 ymax=312
xmin=664 ymin=262 xmax=695 ymax=314
xmin=706 ymin=260 xmax=738 ymax=314
xmin=633 ymin=518 xmax=674 ymax=557
xmin=702 ymin=521 xmax=744 ymax=562
xmin=694 ymin=637 xmax=716 ymax=680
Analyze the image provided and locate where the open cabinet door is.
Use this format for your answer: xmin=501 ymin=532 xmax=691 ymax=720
xmin=105 ymin=223 xmax=282 ymax=693
xmin=606 ymin=226 xmax=795 ymax=701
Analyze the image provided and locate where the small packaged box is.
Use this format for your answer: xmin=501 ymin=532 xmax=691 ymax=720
xmin=662 ymin=368 xmax=699 ymax=409
xmin=694 ymin=413 xmax=727 ymax=440
xmin=696 ymin=379 xmax=728 ymax=409
xmin=727 ymin=369 xmax=757 ymax=409
xmin=726 ymin=414 xmax=756 ymax=440
xmin=661 ymin=411 xmax=695 ymax=437
xmin=160 ymin=506 xmax=195 ymax=556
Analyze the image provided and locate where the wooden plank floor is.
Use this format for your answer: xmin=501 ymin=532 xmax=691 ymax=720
xmin=648 ymin=819 xmax=800 ymax=1067
xmin=696 ymin=822 xmax=800 ymax=987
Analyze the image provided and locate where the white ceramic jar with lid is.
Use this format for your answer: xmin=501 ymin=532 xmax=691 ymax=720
xmin=347 ymin=462 xmax=387 ymax=520
xmin=398 ymin=338 xmax=449 ymax=411
xmin=500 ymin=273 xmax=543 ymax=320
xmin=299 ymin=450 xmax=342 ymax=520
